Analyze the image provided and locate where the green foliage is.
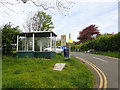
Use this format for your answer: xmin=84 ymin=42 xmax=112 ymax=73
xmin=2 ymin=55 xmax=94 ymax=88
xmin=56 ymin=40 xmax=61 ymax=46
xmin=2 ymin=23 xmax=21 ymax=55
xmin=94 ymin=33 xmax=120 ymax=51
xmin=32 ymin=11 xmax=54 ymax=31
xmin=72 ymin=33 xmax=120 ymax=52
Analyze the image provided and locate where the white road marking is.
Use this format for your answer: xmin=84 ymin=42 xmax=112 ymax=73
xmin=92 ymin=56 xmax=108 ymax=62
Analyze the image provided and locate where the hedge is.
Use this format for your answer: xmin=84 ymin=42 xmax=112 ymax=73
xmin=71 ymin=32 xmax=120 ymax=52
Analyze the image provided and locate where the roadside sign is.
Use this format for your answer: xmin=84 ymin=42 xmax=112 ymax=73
xmin=68 ymin=39 xmax=73 ymax=43
xmin=61 ymin=35 xmax=66 ymax=46
xmin=62 ymin=46 xmax=66 ymax=50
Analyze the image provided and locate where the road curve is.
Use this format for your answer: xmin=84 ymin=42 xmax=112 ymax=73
xmin=71 ymin=52 xmax=118 ymax=88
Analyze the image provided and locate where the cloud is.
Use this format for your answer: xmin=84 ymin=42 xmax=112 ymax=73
xmin=52 ymin=2 xmax=118 ymax=41
xmin=66 ymin=0 xmax=119 ymax=2
xmin=0 ymin=1 xmax=118 ymax=41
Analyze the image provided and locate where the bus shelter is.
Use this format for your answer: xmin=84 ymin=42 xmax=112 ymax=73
xmin=16 ymin=31 xmax=57 ymax=58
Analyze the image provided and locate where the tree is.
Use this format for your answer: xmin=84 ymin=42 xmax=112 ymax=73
xmin=2 ymin=23 xmax=21 ymax=55
xmin=56 ymin=40 xmax=61 ymax=46
xmin=77 ymin=25 xmax=100 ymax=43
xmin=31 ymin=11 xmax=54 ymax=31
xmin=23 ymin=12 xmax=35 ymax=32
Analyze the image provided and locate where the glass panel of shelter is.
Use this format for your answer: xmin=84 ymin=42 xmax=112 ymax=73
xmin=35 ymin=37 xmax=55 ymax=52
xmin=18 ymin=36 xmax=25 ymax=51
xmin=18 ymin=34 xmax=56 ymax=52
xmin=35 ymin=37 xmax=48 ymax=52
xmin=52 ymin=37 xmax=56 ymax=52
xmin=18 ymin=36 xmax=33 ymax=51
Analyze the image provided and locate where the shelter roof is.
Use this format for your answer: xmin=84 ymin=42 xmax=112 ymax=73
xmin=17 ymin=31 xmax=57 ymax=37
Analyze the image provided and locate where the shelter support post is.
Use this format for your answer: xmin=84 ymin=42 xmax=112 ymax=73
xmin=25 ymin=34 xmax=26 ymax=51
xmin=50 ymin=32 xmax=52 ymax=50
xmin=32 ymin=33 xmax=34 ymax=51
xmin=17 ymin=34 xmax=19 ymax=51
xmin=55 ymin=37 xmax=56 ymax=52
xmin=27 ymin=39 xmax=28 ymax=51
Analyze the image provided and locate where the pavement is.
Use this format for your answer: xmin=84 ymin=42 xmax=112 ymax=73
xmin=71 ymin=52 xmax=119 ymax=88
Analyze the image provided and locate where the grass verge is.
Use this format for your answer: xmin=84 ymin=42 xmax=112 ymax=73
xmin=0 ymin=57 xmax=2 ymax=89
xmin=92 ymin=51 xmax=120 ymax=58
xmin=2 ymin=54 xmax=95 ymax=88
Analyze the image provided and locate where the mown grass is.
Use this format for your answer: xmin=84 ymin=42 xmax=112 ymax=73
xmin=2 ymin=54 xmax=95 ymax=88
xmin=92 ymin=51 xmax=120 ymax=58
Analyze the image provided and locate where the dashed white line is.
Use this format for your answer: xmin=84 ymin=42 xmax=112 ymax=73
xmin=92 ymin=56 xmax=108 ymax=62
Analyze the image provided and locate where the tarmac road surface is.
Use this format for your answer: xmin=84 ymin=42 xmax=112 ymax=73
xmin=71 ymin=52 xmax=119 ymax=89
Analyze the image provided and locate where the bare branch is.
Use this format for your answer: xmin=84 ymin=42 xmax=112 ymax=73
xmin=23 ymin=11 xmax=35 ymax=32
xmin=30 ymin=0 xmax=74 ymax=15
xmin=0 ymin=1 xmax=19 ymax=14
xmin=0 ymin=1 xmax=21 ymax=5
xmin=30 ymin=0 xmax=55 ymax=10
xmin=0 ymin=0 xmax=24 ymax=14
xmin=0 ymin=0 xmax=75 ymax=15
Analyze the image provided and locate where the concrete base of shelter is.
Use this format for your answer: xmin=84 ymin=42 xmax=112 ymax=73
xmin=16 ymin=51 xmax=56 ymax=59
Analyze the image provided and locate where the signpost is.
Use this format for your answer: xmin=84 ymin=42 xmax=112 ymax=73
xmin=68 ymin=33 xmax=73 ymax=58
xmin=61 ymin=34 xmax=73 ymax=58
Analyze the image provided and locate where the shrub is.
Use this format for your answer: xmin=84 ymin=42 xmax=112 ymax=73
xmin=72 ymin=32 xmax=120 ymax=52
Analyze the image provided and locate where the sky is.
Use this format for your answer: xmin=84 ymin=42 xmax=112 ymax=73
xmin=0 ymin=0 xmax=119 ymax=41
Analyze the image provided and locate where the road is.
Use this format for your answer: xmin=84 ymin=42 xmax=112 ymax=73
xmin=71 ymin=52 xmax=118 ymax=88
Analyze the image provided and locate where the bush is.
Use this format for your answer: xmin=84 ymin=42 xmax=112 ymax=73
xmin=72 ymin=33 xmax=120 ymax=52
xmin=2 ymin=23 xmax=20 ymax=55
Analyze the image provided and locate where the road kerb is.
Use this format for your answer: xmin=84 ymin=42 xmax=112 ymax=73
xmin=76 ymin=57 xmax=107 ymax=89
